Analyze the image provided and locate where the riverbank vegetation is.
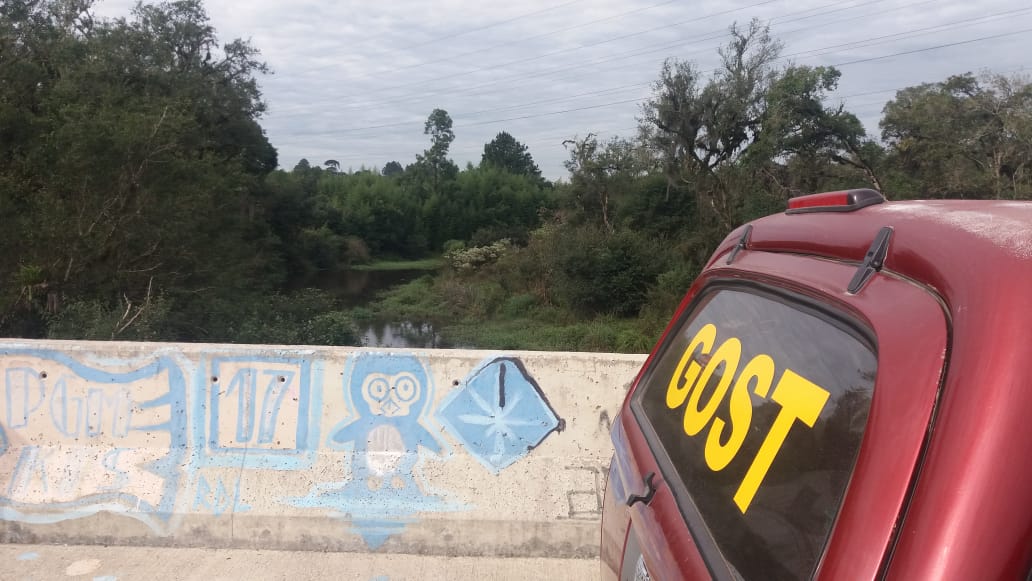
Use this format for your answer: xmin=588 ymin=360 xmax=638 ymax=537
xmin=3 ymin=1 xmax=1030 ymax=351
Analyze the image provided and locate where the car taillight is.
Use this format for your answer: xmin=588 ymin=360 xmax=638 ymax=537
xmin=787 ymin=189 xmax=885 ymax=213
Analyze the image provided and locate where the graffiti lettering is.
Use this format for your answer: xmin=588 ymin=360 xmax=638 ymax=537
xmin=207 ymin=358 xmax=312 ymax=464
xmin=0 ymin=350 xmax=186 ymax=528
xmin=5 ymin=370 xmax=134 ymax=439
xmin=193 ymin=475 xmax=250 ymax=517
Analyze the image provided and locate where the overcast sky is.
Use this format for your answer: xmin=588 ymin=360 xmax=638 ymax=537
xmin=94 ymin=0 xmax=1030 ymax=180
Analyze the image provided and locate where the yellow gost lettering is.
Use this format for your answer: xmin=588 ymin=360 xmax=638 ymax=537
xmin=666 ymin=323 xmax=717 ymax=410
xmin=733 ymin=368 xmax=830 ymax=513
xmin=683 ymin=337 xmax=741 ymax=437
xmin=704 ymin=354 xmax=774 ymax=471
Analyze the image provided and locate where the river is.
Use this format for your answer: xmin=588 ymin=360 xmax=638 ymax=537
xmin=297 ymin=268 xmax=448 ymax=349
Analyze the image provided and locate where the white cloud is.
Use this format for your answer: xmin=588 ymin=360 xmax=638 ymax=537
xmin=94 ymin=0 xmax=1031 ymax=179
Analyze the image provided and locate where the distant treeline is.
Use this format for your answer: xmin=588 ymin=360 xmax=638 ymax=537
xmin=2 ymin=1 xmax=1029 ymax=350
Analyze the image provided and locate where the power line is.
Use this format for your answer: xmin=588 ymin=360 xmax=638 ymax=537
xmin=277 ymin=0 xmax=590 ymax=77
xmin=832 ymin=27 xmax=1032 ymax=67
xmin=271 ymin=0 xmax=783 ymax=106
xmin=274 ymin=11 xmax=1027 ymax=140
xmin=272 ymin=0 xmax=681 ymax=81
xmin=270 ymin=0 xmax=945 ymax=119
xmin=402 ymin=0 xmax=589 ymax=49
xmin=790 ymin=6 xmax=1032 ymax=61
xmin=270 ymin=0 xmax=880 ymax=118
xmin=448 ymin=0 xmax=922 ymax=101
xmin=276 ymin=62 xmax=1029 ymax=165
xmin=362 ymin=0 xmax=684 ymax=78
xmin=455 ymin=97 xmax=647 ymax=129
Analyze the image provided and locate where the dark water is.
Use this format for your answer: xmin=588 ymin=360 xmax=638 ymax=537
xmin=295 ymin=268 xmax=426 ymax=308
xmin=297 ymin=268 xmax=445 ymax=349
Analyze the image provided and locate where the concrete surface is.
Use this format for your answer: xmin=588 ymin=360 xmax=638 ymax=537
xmin=0 ymin=543 xmax=599 ymax=580
xmin=0 ymin=340 xmax=647 ymax=559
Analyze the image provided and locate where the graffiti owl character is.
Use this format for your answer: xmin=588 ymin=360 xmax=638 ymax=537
xmin=331 ymin=354 xmax=442 ymax=493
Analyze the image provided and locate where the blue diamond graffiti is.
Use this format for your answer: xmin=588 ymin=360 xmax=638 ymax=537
xmin=285 ymin=353 xmax=466 ymax=549
xmin=0 ymin=349 xmax=187 ymax=532
xmin=438 ymin=357 xmax=565 ymax=474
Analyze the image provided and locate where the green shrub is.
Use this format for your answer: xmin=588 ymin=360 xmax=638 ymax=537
xmin=554 ymin=228 xmax=666 ymax=317
xmin=500 ymin=293 xmax=539 ymax=319
xmin=578 ymin=318 xmax=620 ymax=351
xmin=371 ymin=275 xmax=447 ymax=321
xmin=469 ymin=280 xmax=506 ymax=317
xmin=302 ymin=311 xmax=359 ymax=345
xmin=442 ymin=239 xmax=466 ymax=253
xmin=616 ymin=327 xmax=657 ymax=354
xmin=46 ymin=297 xmax=173 ymax=342
xmin=349 ymin=306 xmax=375 ymax=321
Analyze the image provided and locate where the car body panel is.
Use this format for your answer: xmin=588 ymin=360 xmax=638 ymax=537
xmin=604 ymin=199 xmax=1032 ymax=579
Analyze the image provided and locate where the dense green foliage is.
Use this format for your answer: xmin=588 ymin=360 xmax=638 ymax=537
xmin=372 ymin=20 xmax=1031 ymax=352
xmin=3 ymin=4 xmax=1030 ymax=351
xmin=0 ymin=0 xmax=554 ymax=344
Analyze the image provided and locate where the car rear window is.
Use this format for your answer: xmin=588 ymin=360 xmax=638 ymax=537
xmin=633 ymin=285 xmax=877 ymax=580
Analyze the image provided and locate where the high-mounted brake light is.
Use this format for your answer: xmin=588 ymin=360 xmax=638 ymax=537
xmin=787 ymin=189 xmax=885 ymax=213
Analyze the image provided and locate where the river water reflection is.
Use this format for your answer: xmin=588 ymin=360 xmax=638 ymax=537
xmin=295 ymin=268 xmax=447 ymax=349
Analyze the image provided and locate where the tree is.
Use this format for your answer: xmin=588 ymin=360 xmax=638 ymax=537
xmin=640 ymin=19 xmax=782 ymax=229
xmin=880 ymin=73 xmax=1032 ymax=199
xmin=413 ymin=108 xmax=458 ymax=198
xmin=0 ymin=0 xmax=282 ymax=339
xmin=482 ymin=131 xmax=542 ymax=181
xmin=382 ymin=160 xmax=403 ymax=177
xmin=752 ymin=66 xmax=880 ymax=195
xmin=640 ymin=19 xmax=882 ymax=225
xmin=562 ymin=135 xmax=652 ymax=232
xmin=324 ymin=159 xmax=340 ymax=172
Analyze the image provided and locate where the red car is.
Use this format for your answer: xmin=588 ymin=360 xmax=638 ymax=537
xmin=600 ymin=190 xmax=1032 ymax=580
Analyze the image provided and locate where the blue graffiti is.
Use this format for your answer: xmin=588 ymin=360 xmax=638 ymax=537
xmin=4 ymin=367 xmax=43 ymax=429
xmin=193 ymin=475 xmax=251 ymax=517
xmin=437 ymin=357 xmax=563 ymax=474
xmin=100 ymin=449 xmax=131 ymax=492
xmin=0 ymin=349 xmax=187 ymax=529
xmin=197 ymin=356 xmax=319 ymax=470
xmin=286 ymin=353 xmax=465 ymax=549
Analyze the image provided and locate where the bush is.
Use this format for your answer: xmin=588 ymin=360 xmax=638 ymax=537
xmin=302 ymin=311 xmax=359 ymax=345
xmin=349 ymin=306 xmax=375 ymax=321
xmin=46 ymin=296 xmax=172 ymax=341
xmin=469 ymin=280 xmax=506 ymax=317
xmin=470 ymin=224 xmax=532 ymax=247
xmin=216 ymin=288 xmax=360 ymax=345
xmin=371 ymin=275 xmax=447 ymax=321
xmin=298 ymin=225 xmax=346 ymax=271
xmin=489 ymin=223 xmax=564 ymax=303
xmin=554 ymin=228 xmax=666 ymax=316
xmin=578 ymin=318 xmax=620 ymax=351
xmin=616 ymin=327 xmax=657 ymax=353
xmin=500 ymin=293 xmax=539 ymax=319
xmin=442 ymin=239 xmax=466 ymax=253
xmin=344 ymin=236 xmax=371 ymax=265
xmin=444 ymin=239 xmax=513 ymax=272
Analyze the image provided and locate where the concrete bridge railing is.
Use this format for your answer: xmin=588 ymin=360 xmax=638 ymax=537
xmin=0 ymin=340 xmax=646 ymax=559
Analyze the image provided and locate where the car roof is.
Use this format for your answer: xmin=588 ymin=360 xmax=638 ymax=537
xmin=712 ymin=199 xmax=1032 ymax=317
